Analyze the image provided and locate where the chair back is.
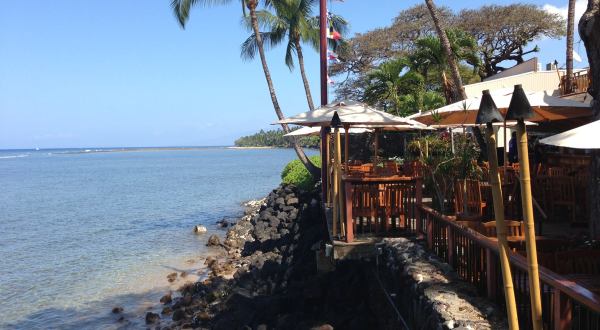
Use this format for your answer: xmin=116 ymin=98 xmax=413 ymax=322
xmin=454 ymin=179 xmax=484 ymax=216
xmin=547 ymin=167 xmax=568 ymax=177
xmin=481 ymin=220 xmax=525 ymax=238
xmin=550 ymin=176 xmax=575 ymax=204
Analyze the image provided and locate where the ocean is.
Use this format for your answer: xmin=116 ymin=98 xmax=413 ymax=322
xmin=0 ymin=147 xmax=315 ymax=329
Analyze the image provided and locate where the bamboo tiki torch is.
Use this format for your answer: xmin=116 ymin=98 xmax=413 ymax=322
xmin=476 ymin=90 xmax=519 ymax=329
xmin=506 ymin=84 xmax=543 ymax=329
xmin=331 ymin=112 xmax=343 ymax=238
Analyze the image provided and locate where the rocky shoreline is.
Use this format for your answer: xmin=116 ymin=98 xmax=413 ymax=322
xmin=123 ymin=184 xmax=383 ymax=330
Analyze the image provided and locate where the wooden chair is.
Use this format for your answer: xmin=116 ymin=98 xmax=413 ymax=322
xmin=481 ymin=220 xmax=525 ymax=238
xmin=549 ymin=176 xmax=577 ymax=224
xmin=454 ymin=180 xmax=486 ymax=218
xmin=547 ymin=167 xmax=568 ymax=177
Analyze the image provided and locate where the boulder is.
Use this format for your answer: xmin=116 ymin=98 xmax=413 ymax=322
xmin=193 ymin=225 xmax=208 ymax=234
xmin=111 ymin=306 xmax=123 ymax=314
xmin=160 ymin=292 xmax=172 ymax=304
xmin=207 ymin=234 xmax=221 ymax=247
xmin=172 ymin=308 xmax=186 ymax=321
xmin=167 ymin=272 xmax=178 ymax=283
xmin=145 ymin=312 xmax=160 ymax=324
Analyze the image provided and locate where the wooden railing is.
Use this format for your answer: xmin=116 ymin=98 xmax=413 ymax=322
xmin=560 ymin=70 xmax=591 ymax=96
xmin=415 ymin=205 xmax=600 ymax=329
xmin=342 ymin=176 xmax=423 ymax=242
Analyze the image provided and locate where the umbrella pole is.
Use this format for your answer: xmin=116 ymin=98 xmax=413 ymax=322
xmin=450 ymin=128 xmax=455 ymax=154
xmin=504 ymin=120 xmax=508 ymax=182
xmin=335 ymin=128 xmax=345 ymax=237
xmin=332 ymin=127 xmax=339 ymax=237
xmin=374 ymin=129 xmax=379 ymax=163
xmin=485 ymin=123 xmax=520 ymax=330
xmin=516 ymin=119 xmax=543 ymax=329
xmin=326 ymin=131 xmax=332 ymax=205
xmin=344 ymin=124 xmax=350 ymax=169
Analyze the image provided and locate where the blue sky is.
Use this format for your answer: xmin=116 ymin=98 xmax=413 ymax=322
xmin=0 ymin=0 xmax=589 ymax=149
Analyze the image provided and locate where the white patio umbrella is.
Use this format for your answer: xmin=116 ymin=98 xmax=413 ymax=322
xmin=284 ymin=126 xmax=372 ymax=137
xmin=275 ymin=100 xmax=429 ymax=129
xmin=540 ymin=119 xmax=600 ymax=149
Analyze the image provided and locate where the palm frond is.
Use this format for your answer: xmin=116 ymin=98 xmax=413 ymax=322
xmin=171 ymin=0 xmax=236 ymax=28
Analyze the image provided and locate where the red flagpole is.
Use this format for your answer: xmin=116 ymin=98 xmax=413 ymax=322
xmin=319 ymin=0 xmax=328 ymax=201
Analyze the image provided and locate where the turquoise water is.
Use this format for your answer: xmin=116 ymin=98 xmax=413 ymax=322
xmin=0 ymin=148 xmax=314 ymax=329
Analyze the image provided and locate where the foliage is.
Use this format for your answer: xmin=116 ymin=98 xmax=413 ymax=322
xmin=407 ymin=133 xmax=481 ymax=213
xmin=281 ymin=155 xmax=321 ymax=190
xmin=234 ymin=128 xmax=320 ymax=148
xmin=332 ymin=3 xmax=566 ymax=100
xmin=457 ymin=4 xmax=566 ymax=78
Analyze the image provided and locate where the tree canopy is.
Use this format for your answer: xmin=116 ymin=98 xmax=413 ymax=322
xmin=332 ymin=3 xmax=566 ymax=102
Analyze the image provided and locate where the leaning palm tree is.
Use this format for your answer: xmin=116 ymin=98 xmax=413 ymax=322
xmin=171 ymin=0 xmax=320 ymax=178
xmin=565 ymin=0 xmax=576 ymax=93
xmin=241 ymin=0 xmax=347 ymax=111
xmin=410 ymin=30 xmax=479 ymax=104
xmin=424 ymin=0 xmax=467 ymax=102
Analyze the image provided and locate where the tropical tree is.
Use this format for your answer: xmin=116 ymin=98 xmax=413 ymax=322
xmin=424 ymin=0 xmax=466 ymax=102
xmin=361 ymin=57 xmax=445 ymax=116
xmin=241 ymin=0 xmax=346 ymax=111
xmin=566 ymin=0 xmax=576 ymax=93
xmin=579 ymin=0 xmax=600 ymax=237
xmin=171 ymin=0 xmax=320 ymax=178
xmin=410 ymin=29 xmax=479 ymax=103
xmin=424 ymin=0 xmax=487 ymax=159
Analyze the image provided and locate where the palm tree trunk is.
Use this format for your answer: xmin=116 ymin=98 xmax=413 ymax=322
xmin=424 ymin=0 xmax=466 ymax=101
xmin=579 ymin=0 xmax=600 ymax=238
xmin=425 ymin=0 xmax=487 ymax=160
xmin=295 ymin=40 xmax=315 ymax=111
xmin=247 ymin=1 xmax=320 ymax=178
xmin=566 ymin=0 xmax=576 ymax=93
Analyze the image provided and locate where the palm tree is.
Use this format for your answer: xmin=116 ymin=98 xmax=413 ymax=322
xmin=424 ymin=0 xmax=467 ymax=102
xmin=410 ymin=30 xmax=479 ymax=104
xmin=171 ymin=0 xmax=320 ymax=178
xmin=565 ymin=0 xmax=576 ymax=93
xmin=241 ymin=0 xmax=347 ymax=111
xmin=362 ymin=58 xmax=432 ymax=116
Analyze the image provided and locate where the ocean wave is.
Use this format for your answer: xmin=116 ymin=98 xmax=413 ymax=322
xmin=0 ymin=154 xmax=29 ymax=159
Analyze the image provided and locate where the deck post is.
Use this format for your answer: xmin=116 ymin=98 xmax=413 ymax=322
xmin=486 ymin=249 xmax=498 ymax=299
xmin=344 ymin=181 xmax=354 ymax=242
xmin=415 ymin=177 xmax=423 ymax=228
xmin=426 ymin=213 xmax=433 ymax=250
xmin=553 ymin=291 xmax=572 ymax=330
xmin=447 ymin=226 xmax=455 ymax=266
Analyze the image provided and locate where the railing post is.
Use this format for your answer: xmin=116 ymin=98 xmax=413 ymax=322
xmin=426 ymin=213 xmax=433 ymax=250
xmin=447 ymin=226 xmax=455 ymax=267
xmin=486 ymin=249 xmax=498 ymax=300
xmin=415 ymin=177 xmax=423 ymax=223
xmin=553 ymin=291 xmax=572 ymax=330
xmin=344 ymin=181 xmax=354 ymax=243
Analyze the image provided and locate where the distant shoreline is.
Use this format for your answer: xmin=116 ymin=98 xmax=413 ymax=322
xmin=226 ymin=146 xmax=277 ymax=149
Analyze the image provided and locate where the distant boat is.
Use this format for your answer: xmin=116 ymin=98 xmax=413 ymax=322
xmin=35 ymin=148 xmax=40 ymax=151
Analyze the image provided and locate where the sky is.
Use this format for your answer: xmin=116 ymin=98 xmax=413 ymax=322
xmin=0 ymin=0 xmax=590 ymax=149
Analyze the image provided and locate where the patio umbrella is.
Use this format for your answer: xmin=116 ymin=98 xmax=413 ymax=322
xmin=275 ymin=100 xmax=429 ymax=128
xmin=408 ymin=89 xmax=591 ymax=127
xmin=283 ymin=126 xmax=372 ymax=137
xmin=540 ymin=119 xmax=600 ymax=149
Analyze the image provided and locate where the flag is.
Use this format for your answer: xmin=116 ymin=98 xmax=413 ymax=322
xmin=327 ymin=75 xmax=335 ymax=85
xmin=573 ymin=50 xmax=582 ymax=63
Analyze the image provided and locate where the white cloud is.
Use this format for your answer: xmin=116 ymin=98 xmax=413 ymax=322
xmin=543 ymin=0 xmax=587 ymax=22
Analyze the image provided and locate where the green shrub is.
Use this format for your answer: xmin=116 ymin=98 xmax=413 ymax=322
xmin=281 ymin=155 xmax=321 ymax=191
